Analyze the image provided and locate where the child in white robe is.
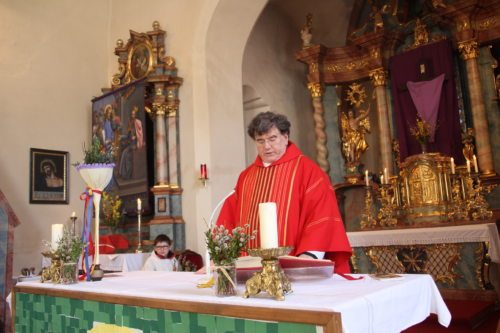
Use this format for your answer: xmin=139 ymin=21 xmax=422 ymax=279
xmin=142 ymin=234 xmax=178 ymax=271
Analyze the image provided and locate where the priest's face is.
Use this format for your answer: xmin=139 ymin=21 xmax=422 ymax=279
xmin=255 ymin=126 xmax=289 ymax=164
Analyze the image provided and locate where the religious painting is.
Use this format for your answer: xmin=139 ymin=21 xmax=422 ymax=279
xmin=91 ymin=79 xmax=152 ymax=214
xmin=29 ymin=148 xmax=69 ymax=204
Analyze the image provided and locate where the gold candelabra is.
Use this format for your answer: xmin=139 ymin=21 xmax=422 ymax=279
xmin=377 ymin=182 xmax=398 ymax=227
xmin=360 ymin=185 xmax=377 ymax=229
xmin=243 ymin=247 xmax=293 ymax=301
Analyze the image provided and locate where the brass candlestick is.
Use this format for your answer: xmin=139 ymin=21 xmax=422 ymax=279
xmin=360 ymin=185 xmax=377 ymax=229
xmin=244 ymin=246 xmax=293 ymax=301
xmin=377 ymin=183 xmax=397 ymax=227
xmin=136 ymin=208 xmax=143 ymax=253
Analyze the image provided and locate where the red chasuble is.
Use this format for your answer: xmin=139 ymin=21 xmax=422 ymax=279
xmin=217 ymin=142 xmax=352 ymax=273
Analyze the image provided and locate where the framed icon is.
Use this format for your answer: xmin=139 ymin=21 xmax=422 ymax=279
xmin=29 ymin=148 xmax=69 ymax=204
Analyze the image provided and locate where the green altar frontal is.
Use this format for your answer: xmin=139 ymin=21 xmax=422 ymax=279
xmin=15 ymin=292 xmax=316 ymax=333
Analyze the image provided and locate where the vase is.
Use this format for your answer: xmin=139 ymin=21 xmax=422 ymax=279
xmin=214 ymin=262 xmax=237 ymax=296
xmin=60 ymin=262 xmax=78 ymax=284
xmin=91 ymin=264 xmax=104 ymax=281
xmin=420 ymin=142 xmax=428 ymax=154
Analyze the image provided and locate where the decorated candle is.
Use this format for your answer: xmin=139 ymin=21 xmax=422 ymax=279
xmin=450 ymin=157 xmax=455 ymax=175
xmin=258 ymin=202 xmax=278 ymax=249
xmin=365 ymin=170 xmax=369 ymax=186
xmin=473 ymin=155 xmax=478 ymax=173
xmin=51 ymin=224 xmax=64 ymax=250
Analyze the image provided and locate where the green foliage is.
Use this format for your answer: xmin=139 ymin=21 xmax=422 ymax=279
xmin=101 ymin=192 xmax=122 ymax=228
xmin=81 ymin=137 xmax=114 ymax=164
xmin=205 ymin=224 xmax=257 ymax=265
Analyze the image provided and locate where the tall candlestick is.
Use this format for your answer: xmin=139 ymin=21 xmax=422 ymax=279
xmin=473 ymin=155 xmax=478 ymax=173
xmin=136 ymin=203 xmax=142 ymax=253
xmin=365 ymin=170 xmax=369 ymax=186
xmin=450 ymin=157 xmax=455 ymax=174
xmin=51 ymin=224 xmax=64 ymax=251
xmin=259 ymin=202 xmax=278 ymax=249
xmin=466 ymin=160 xmax=471 ymax=174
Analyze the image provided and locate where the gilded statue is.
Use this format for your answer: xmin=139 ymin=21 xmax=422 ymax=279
xmin=461 ymin=128 xmax=475 ymax=162
xmin=341 ymin=107 xmax=371 ymax=169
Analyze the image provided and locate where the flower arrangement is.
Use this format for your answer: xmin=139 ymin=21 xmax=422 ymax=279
xmin=409 ymin=116 xmax=431 ymax=145
xmin=205 ymin=224 xmax=256 ymax=265
xmin=54 ymin=227 xmax=84 ymax=263
xmin=101 ymin=191 xmax=122 ymax=229
xmin=205 ymin=224 xmax=256 ymax=296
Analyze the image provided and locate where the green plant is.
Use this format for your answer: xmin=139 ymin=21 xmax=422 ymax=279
xmin=78 ymin=137 xmax=114 ymax=165
xmin=205 ymin=224 xmax=256 ymax=265
xmin=55 ymin=227 xmax=84 ymax=263
xmin=101 ymin=192 xmax=122 ymax=228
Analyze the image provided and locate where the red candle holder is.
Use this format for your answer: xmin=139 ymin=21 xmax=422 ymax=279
xmin=200 ymin=164 xmax=209 ymax=186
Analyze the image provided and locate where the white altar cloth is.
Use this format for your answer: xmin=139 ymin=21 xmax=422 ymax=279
xmin=98 ymin=253 xmax=150 ymax=272
xmin=347 ymin=223 xmax=500 ymax=263
xmin=15 ymin=271 xmax=451 ymax=333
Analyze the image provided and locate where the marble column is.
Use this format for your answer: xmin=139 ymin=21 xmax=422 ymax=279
xmin=458 ymin=40 xmax=495 ymax=176
xmin=151 ymin=84 xmax=169 ymax=185
xmin=369 ymin=68 xmax=393 ymax=175
xmin=307 ymin=82 xmax=330 ymax=173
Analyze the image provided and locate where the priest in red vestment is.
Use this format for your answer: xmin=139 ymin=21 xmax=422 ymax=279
xmin=217 ymin=112 xmax=352 ymax=273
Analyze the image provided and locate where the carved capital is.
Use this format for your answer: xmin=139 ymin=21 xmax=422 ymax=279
xmin=307 ymin=82 xmax=323 ymax=98
xmin=458 ymin=40 xmax=479 ymax=60
xmin=152 ymin=102 xmax=168 ymax=116
xmin=309 ymin=62 xmax=318 ymax=74
xmin=369 ymin=68 xmax=387 ymax=87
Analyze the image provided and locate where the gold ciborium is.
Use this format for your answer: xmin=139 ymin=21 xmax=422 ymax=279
xmin=243 ymin=246 xmax=293 ymax=301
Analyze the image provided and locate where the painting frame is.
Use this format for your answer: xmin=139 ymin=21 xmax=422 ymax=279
xmin=29 ymin=148 xmax=69 ymax=204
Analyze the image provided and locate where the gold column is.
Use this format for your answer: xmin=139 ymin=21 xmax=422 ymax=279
xmin=307 ymin=81 xmax=329 ymax=173
xmin=369 ymin=68 xmax=393 ymax=175
xmin=458 ymin=40 xmax=495 ymax=176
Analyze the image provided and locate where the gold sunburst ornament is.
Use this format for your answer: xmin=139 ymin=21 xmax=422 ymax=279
xmin=345 ymin=82 xmax=366 ymax=108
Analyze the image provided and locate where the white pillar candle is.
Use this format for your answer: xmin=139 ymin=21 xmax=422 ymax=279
xmin=259 ymin=202 xmax=278 ymax=249
xmin=466 ymin=160 xmax=471 ymax=174
xmin=450 ymin=157 xmax=455 ymax=174
xmin=365 ymin=170 xmax=369 ymax=186
xmin=51 ymin=224 xmax=64 ymax=250
xmin=137 ymin=198 xmax=142 ymax=211
xmin=473 ymin=155 xmax=478 ymax=173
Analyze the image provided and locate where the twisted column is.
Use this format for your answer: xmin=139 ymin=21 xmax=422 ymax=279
xmin=307 ymin=82 xmax=329 ymax=173
xmin=458 ymin=40 xmax=495 ymax=175
xmin=369 ymin=68 xmax=393 ymax=175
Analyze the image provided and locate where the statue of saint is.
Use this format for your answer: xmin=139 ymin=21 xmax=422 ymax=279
xmin=341 ymin=107 xmax=371 ymax=169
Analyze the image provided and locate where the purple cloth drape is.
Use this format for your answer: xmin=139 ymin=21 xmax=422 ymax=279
xmin=389 ymin=39 xmax=463 ymax=163
xmin=407 ymin=73 xmax=445 ymax=142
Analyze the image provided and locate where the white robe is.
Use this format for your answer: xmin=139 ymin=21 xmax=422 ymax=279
xmin=142 ymin=251 xmax=178 ymax=271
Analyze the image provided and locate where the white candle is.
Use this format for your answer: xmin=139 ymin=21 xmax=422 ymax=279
xmin=473 ymin=155 xmax=478 ymax=173
xmin=380 ymin=175 xmax=384 ymax=184
xmin=365 ymin=170 xmax=369 ymax=186
xmin=258 ymin=202 xmax=278 ymax=249
xmin=383 ymin=167 xmax=389 ymax=183
xmin=137 ymin=198 xmax=142 ymax=211
xmin=205 ymin=249 xmax=211 ymax=278
xmin=466 ymin=160 xmax=471 ymax=174
xmin=450 ymin=157 xmax=455 ymax=174
xmin=51 ymin=224 xmax=64 ymax=250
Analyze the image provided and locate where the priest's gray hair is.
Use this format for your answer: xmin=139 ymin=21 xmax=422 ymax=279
xmin=247 ymin=112 xmax=291 ymax=139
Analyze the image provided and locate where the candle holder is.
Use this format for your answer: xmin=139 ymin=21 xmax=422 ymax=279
xmin=377 ymin=183 xmax=398 ymax=227
xmin=70 ymin=216 xmax=77 ymax=236
xmin=360 ymin=185 xmax=377 ymax=229
xmin=136 ymin=208 xmax=143 ymax=253
xmin=243 ymin=246 xmax=293 ymax=301
xmin=199 ymin=176 xmax=209 ymax=187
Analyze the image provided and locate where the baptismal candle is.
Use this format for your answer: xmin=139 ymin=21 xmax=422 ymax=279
xmin=51 ymin=224 xmax=64 ymax=250
xmin=365 ymin=170 xmax=369 ymax=186
xmin=259 ymin=202 xmax=278 ymax=249
xmin=473 ymin=155 xmax=478 ymax=173
xmin=450 ymin=157 xmax=455 ymax=175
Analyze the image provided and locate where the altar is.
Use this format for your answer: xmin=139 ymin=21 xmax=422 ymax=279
xmin=13 ymin=271 xmax=450 ymax=333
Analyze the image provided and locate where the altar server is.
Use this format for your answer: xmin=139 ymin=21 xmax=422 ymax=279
xmin=142 ymin=234 xmax=178 ymax=271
